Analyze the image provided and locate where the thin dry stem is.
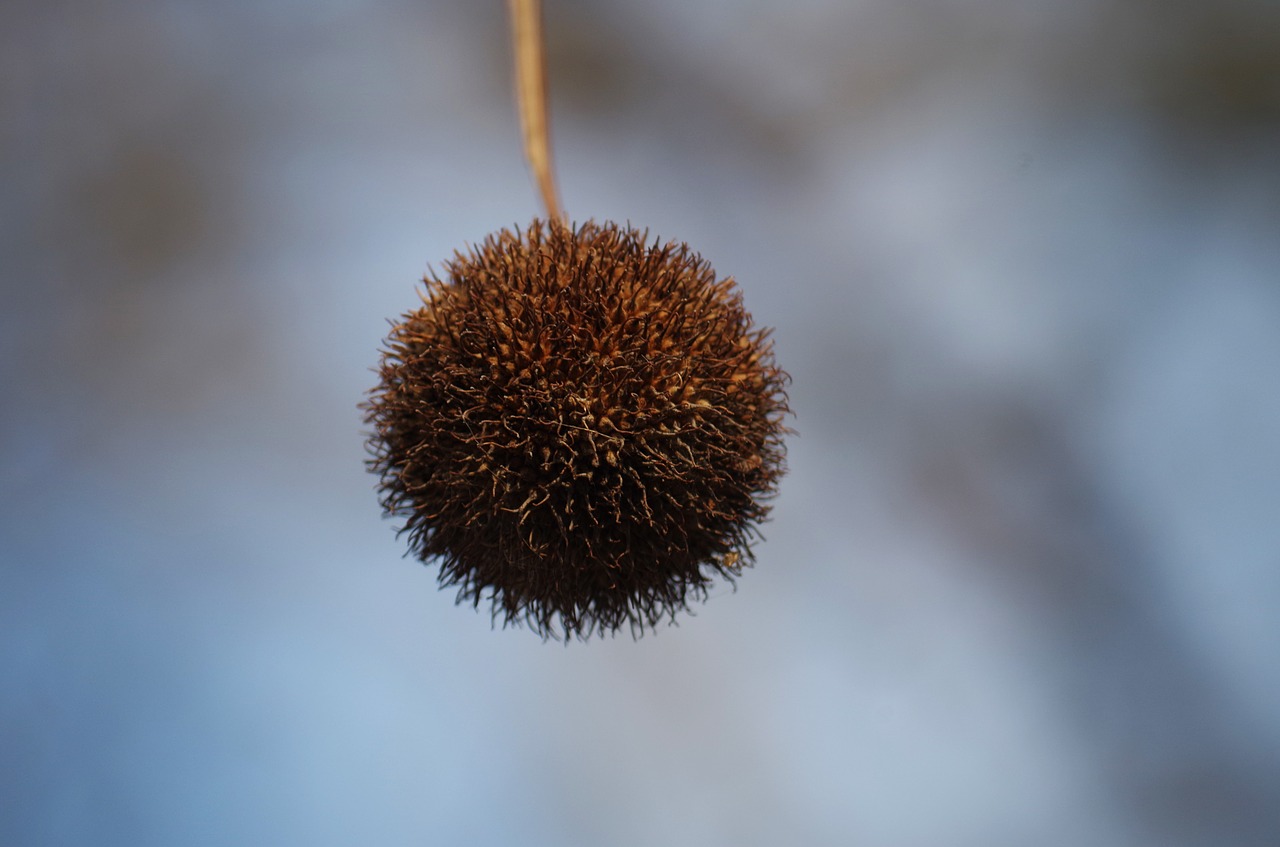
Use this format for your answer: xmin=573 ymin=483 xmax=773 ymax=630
xmin=509 ymin=0 xmax=563 ymax=221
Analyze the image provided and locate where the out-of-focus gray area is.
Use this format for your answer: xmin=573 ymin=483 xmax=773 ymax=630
xmin=3 ymin=0 xmax=1279 ymax=844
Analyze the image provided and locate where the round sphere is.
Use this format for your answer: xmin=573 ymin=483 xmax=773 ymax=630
xmin=364 ymin=219 xmax=789 ymax=639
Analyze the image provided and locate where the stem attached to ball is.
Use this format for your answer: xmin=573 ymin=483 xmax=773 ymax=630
xmin=509 ymin=0 xmax=564 ymax=221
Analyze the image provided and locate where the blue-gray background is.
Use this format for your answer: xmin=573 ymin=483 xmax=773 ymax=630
xmin=3 ymin=1 xmax=1279 ymax=845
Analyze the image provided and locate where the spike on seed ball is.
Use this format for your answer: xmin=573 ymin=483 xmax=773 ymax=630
xmin=363 ymin=219 xmax=790 ymax=640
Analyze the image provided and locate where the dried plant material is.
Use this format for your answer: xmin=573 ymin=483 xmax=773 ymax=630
xmin=364 ymin=219 xmax=790 ymax=639
xmin=509 ymin=0 xmax=562 ymax=220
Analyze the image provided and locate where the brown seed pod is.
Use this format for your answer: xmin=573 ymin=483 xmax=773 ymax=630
xmin=363 ymin=219 xmax=789 ymax=639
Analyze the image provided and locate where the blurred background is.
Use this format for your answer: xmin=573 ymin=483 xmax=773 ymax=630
xmin=3 ymin=0 xmax=1279 ymax=844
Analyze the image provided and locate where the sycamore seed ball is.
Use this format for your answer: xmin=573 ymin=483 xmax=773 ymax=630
xmin=363 ymin=219 xmax=790 ymax=640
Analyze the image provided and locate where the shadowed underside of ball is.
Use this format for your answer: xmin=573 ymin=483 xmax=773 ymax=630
xmin=363 ymin=219 xmax=789 ymax=640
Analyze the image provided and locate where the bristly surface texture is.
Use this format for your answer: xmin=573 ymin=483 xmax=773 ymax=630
xmin=364 ymin=219 xmax=790 ymax=640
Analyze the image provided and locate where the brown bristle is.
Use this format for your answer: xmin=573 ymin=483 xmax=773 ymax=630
xmin=363 ymin=219 xmax=790 ymax=640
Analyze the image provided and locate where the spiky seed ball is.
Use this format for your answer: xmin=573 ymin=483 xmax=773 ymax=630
xmin=364 ymin=218 xmax=789 ymax=640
